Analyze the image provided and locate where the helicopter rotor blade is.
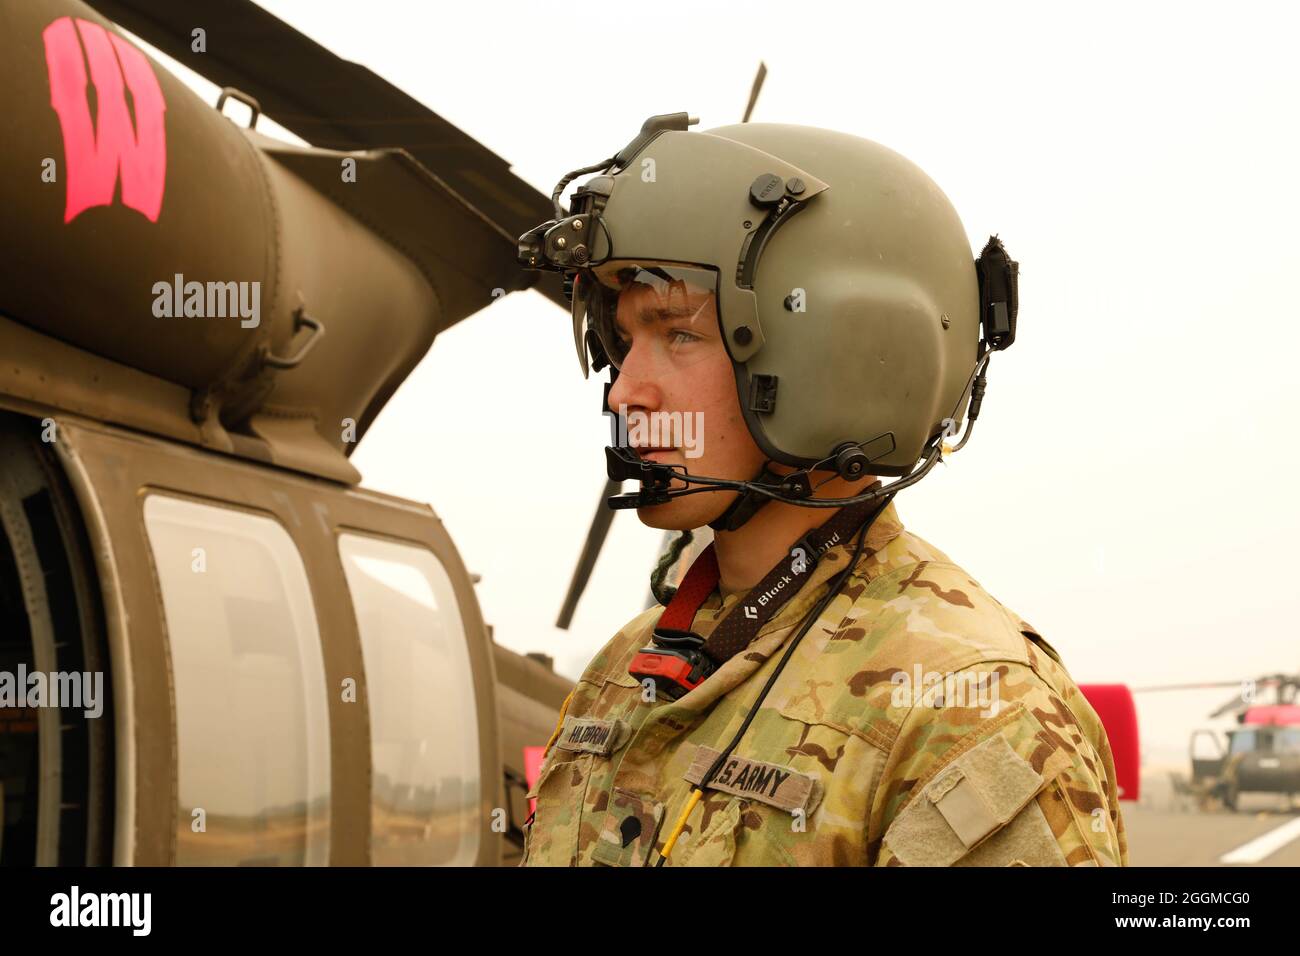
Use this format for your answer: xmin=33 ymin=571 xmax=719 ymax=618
xmin=741 ymin=61 xmax=767 ymax=123
xmin=1131 ymin=674 xmax=1299 ymax=719
xmin=1131 ymin=680 xmax=1259 ymax=693
xmin=556 ymin=479 xmax=621 ymax=630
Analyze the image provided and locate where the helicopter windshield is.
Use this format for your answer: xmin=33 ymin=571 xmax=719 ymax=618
xmin=1228 ymin=730 xmax=1258 ymax=756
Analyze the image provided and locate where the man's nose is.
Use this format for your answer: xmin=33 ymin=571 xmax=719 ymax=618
xmin=606 ymin=357 xmax=661 ymax=416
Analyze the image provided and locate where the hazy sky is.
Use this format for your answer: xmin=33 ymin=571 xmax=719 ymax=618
xmin=154 ymin=0 xmax=1299 ymax=766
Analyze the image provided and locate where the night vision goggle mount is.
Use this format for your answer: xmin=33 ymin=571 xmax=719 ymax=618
xmin=517 ymin=112 xmax=702 ymax=281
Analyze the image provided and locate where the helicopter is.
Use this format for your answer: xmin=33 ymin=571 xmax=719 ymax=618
xmin=1135 ymin=674 xmax=1300 ymax=812
xmin=0 ymin=0 xmax=575 ymax=866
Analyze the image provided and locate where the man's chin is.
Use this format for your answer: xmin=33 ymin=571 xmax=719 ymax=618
xmin=635 ymin=504 xmax=692 ymax=532
xmin=634 ymin=490 xmax=734 ymax=532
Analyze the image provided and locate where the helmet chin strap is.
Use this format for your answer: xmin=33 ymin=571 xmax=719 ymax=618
xmin=706 ymin=463 xmax=783 ymax=532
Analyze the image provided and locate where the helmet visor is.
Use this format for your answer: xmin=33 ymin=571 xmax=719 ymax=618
xmin=573 ymin=261 xmax=722 ymax=375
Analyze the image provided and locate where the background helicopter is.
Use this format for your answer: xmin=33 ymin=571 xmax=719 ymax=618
xmin=1134 ymin=673 xmax=1300 ymax=813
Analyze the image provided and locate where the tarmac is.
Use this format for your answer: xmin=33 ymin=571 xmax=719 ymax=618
xmin=1125 ymin=765 xmax=1300 ymax=866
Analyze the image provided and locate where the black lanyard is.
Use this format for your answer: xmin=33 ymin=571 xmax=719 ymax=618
xmin=655 ymin=492 xmax=886 ymax=666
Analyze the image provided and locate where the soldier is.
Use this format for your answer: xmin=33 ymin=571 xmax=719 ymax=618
xmin=516 ymin=114 xmax=1128 ymax=866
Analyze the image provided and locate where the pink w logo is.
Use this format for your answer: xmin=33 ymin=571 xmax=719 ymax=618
xmin=43 ymin=16 xmax=167 ymax=223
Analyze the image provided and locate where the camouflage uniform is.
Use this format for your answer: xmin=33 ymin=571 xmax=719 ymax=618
xmin=523 ymin=501 xmax=1129 ymax=866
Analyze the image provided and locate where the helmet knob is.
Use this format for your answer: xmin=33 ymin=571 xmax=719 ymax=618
xmin=833 ymin=442 xmax=870 ymax=480
xmin=749 ymin=173 xmax=785 ymax=209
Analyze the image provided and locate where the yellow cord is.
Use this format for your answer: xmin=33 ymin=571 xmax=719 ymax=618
xmin=658 ymin=788 xmax=704 ymax=863
xmin=541 ymin=689 xmax=575 ymax=760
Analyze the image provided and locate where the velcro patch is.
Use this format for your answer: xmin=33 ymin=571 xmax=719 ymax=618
xmin=882 ymin=732 xmax=1063 ymax=866
xmin=554 ymin=716 xmax=630 ymax=756
xmin=684 ymin=746 xmax=822 ymax=815
xmin=591 ymin=789 xmax=665 ymax=867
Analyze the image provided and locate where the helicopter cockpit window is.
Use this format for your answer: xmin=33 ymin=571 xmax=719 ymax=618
xmin=142 ymin=494 xmax=331 ymax=866
xmin=1228 ymin=730 xmax=1259 ymax=756
xmin=337 ymin=533 xmax=480 ymax=866
xmin=1276 ymin=728 xmax=1300 ymax=754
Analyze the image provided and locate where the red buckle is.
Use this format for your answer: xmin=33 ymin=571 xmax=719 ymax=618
xmin=629 ymin=649 xmax=706 ymax=699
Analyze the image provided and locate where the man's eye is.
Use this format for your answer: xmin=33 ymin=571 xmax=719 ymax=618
xmin=668 ymin=329 xmax=699 ymax=346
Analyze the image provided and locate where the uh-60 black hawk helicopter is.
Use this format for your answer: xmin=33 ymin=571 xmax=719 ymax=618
xmin=1137 ymin=673 xmax=1300 ymax=812
xmin=0 ymin=0 xmax=579 ymax=866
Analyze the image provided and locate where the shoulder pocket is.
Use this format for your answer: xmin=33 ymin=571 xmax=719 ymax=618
xmin=881 ymin=730 xmax=1071 ymax=866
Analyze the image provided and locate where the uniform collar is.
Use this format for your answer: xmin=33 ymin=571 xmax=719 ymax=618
xmin=695 ymin=500 xmax=904 ymax=621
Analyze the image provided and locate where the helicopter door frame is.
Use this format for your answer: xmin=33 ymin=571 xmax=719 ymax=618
xmin=48 ymin=414 xmax=501 ymax=865
xmin=1189 ymin=728 xmax=1226 ymax=784
xmin=0 ymin=413 xmax=112 ymax=866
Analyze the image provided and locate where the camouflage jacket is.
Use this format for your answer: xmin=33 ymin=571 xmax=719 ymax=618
xmin=522 ymin=501 xmax=1129 ymax=867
